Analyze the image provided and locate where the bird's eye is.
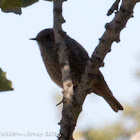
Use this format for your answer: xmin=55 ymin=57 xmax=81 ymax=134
xmin=46 ymin=34 xmax=51 ymax=40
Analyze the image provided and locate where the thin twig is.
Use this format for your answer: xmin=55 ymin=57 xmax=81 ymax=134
xmin=107 ymin=0 xmax=121 ymax=16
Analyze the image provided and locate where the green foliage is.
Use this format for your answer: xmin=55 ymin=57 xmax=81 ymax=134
xmin=21 ymin=0 xmax=39 ymax=7
xmin=136 ymin=71 xmax=140 ymax=78
xmin=44 ymin=0 xmax=53 ymax=2
xmin=0 ymin=0 xmax=39 ymax=15
xmin=0 ymin=68 xmax=13 ymax=92
xmin=74 ymin=65 xmax=140 ymax=140
xmin=75 ymin=100 xmax=140 ymax=140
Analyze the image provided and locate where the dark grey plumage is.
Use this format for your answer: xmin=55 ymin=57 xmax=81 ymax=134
xmin=32 ymin=28 xmax=123 ymax=112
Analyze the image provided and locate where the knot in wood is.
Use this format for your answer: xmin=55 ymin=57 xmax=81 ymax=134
xmin=60 ymin=62 xmax=67 ymax=68
xmin=105 ymin=23 xmax=112 ymax=30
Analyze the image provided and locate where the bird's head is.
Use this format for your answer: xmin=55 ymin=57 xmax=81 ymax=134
xmin=30 ymin=28 xmax=55 ymax=49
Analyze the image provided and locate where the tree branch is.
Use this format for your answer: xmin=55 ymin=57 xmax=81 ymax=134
xmin=89 ymin=0 xmax=139 ymax=76
xmin=53 ymin=0 xmax=75 ymax=140
xmin=107 ymin=0 xmax=121 ymax=16
xmin=53 ymin=0 xmax=140 ymax=139
xmin=53 ymin=1 xmax=74 ymax=104
xmin=73 ymin=3 xmax=140 ymax=138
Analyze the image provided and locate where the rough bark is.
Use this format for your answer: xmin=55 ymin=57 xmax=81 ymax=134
xmin=107 ymin=0 xmax=121 ymax=16
xmin=53 ymin=0 xmax=140 ymax=139
xmin=53 ymin=0 xmax=74 ymax=139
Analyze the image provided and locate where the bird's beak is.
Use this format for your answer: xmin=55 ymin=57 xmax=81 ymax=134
xmin=29 ymin=38 xmax=37 ymax=40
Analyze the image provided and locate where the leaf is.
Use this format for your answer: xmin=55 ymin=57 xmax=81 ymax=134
xmin=0 ymin=0 xmax=22 ymax=14
xmin=44 ymin=0 xmax=53 ymax=2
xmin=21 ymin=0 xmax=39 ymax=8
xmin=0 ymin=68 xmax=14 ymax=92
xmin=0 ymin=0 xmax=39 ymax=15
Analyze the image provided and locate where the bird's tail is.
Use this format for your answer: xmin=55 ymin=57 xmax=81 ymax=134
xmin=102 ymin=92 xmax=123 ymax=112
xmin=94 ymin=83 xmax=123 ymax=112
xmin=92 ymin=73 xmax=123 ymax=112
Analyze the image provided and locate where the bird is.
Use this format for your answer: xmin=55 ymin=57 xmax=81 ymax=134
xmin=30 ymin=28 xmax=123 ymax=112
